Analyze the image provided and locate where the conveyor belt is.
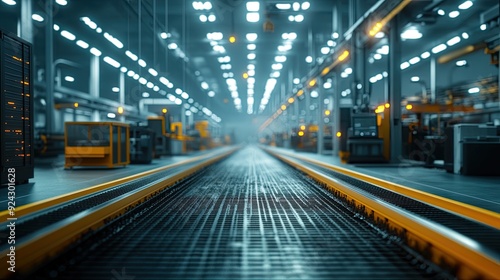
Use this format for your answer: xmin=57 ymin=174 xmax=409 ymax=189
xmin=289 ymin=157 xmax=500 ymax=257
xmin=35 ymin=146 xmax=446 ymax=279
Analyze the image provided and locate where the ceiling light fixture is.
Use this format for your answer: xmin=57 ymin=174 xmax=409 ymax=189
xmin=246 ymin=33 xmax=258 ymax=41
xmin=246 ymin=1 xmax=259 ymax=11
xmin=448 ymin=11 xmax=460 ymax=18
xmin=458 ymin=1 xmax=473 ymax=10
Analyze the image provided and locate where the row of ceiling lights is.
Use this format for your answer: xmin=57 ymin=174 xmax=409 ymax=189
xmin=28 ymin=7 xmax=221 ymax=122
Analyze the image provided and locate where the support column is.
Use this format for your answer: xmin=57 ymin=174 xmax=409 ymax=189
xmin=89 ymin=55 xmax=100 ymax=121
xmin=45 ymin=1 xmax=54 ymax=133
xmin=389 ymin=15 xmax=402 ymax=162
xmin=20 ymin=0 xmax=33 ymax=43
xmin=119 ymin=72 xmax=125 ymax=122
xmin=333 ymin=74 xmax=340 ymax=156
xmin=317 ymin=79 xmax=324 ymax=155
xmin=430 ymin=57 xmax=436 ymax=104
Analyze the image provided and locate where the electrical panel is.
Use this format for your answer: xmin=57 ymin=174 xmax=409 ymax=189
xmin=1 ymin=30 xmax=34 ymax=185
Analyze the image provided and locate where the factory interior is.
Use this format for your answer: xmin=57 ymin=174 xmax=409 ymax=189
xmin=0 ymin=0 xmax=499 ymax=279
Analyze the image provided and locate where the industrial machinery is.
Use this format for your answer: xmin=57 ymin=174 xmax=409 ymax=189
xmin=64 ymin=122 xmax=130 ymax=168
xmin=34 ymin=132 xmax=65 ymax=157
xmin=194 ymin=120 xmax=212 ymax=150
xmin=129 ymin=126 xmax=154 ymax=164
xmin=346 ymin=113 xmax=385 ymax=163
xmin=1 ymin=30 xmax=34 ymax=185
xmin=444 ymin=123 xmax=498 ymax=175
xmin=147 ymin=116 xmax=171 ymax=157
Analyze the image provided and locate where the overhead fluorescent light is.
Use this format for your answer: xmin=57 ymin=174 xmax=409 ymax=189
xmin=276 ymin=3 xmax=291 ymax=10
xmin=409 ymin=56 xmax=420 ymax=64
xmin=292 ymin=2 xmax=300 ymax=11
xmin=31 ymin=14 xmax=44 ymax=22
xmin=55 ymin=0 xmax=67 ymax=6
xmin=53 ymin=24 xmax=60 ymax=31
xmin=107 ymin=113 xmax=116 ymax=119
xmin=120 ymin=67 xmax=127 ymax=73
xmin=437 ymin=9 xmax=445 ymax=16
xmin=199 ymin=15 xmax=207 ymax=22
xmin=272 ymin=63 xmax=283 ymax=70
xmin=247 ymin=53 xmax=256 ymax=60
xmin=480 ymin=24 xmax=487 ymax=30
xmin=208 ymin=91 xmax=215 ymax=97
xmin=167 ymin=43 xmax=178 ymax=49
xmin=246 ymin=12 xmax=259 ymax=22
xmin=248 ymin=69 xmax=255 ymax=76
xmin=103 ymin=32 xmax=124 ymax=49
xmin=90 ymin=47 xmax=102 ymax=56
xmin=446 ymin=36 xmax=461 ymax=46
xmin=125 ymin=51 xmax=138 ymax=61
xmin=103 ymin=56 xmax=121 ymax=68
xmin=449 ymin=11 xmax=460 ymax=18
xmin=401 ymin=28 xmax=422 ymax=40
xmin=456 ymin=60 xmax=467 ymax=67
xmin=160 ymin=32 xmax=171 ymax=39
xmin=142 ymin=92 xmax=150 ymax=98
xmin=138 ymin=59 xmax=147 ymax=67
xmin=246 ymin=1 xmax=259 ymax=11
xmin=373 ymin=53 xmax=382 ymax=60
xmin=294 ymin=14 xmax=304 ymax=22
xmin=462 ymin=32 xmax=469 ymax=39
xmin=60 ymin=30 xmax=76 ymax=41
xmin=2 ymin=0 xmax=16 ymax=5
xmin=376 ymin=45 xmax=389 ymax=55
xmin=432 ymin=43 xmax=447 ymax=53
xmin=76 ymin=40 xmax=89 ymax=49
xmin=375 ymin=32 xmax=385 ymax=38
xmin=301 ymin=2 xmax=310 ymax=10
xmin=305 ymin=56 xmax=313 ymax=63
xmin=458 ymin=1 xmax=473 ymax=10
xmin=468 ymin=87 xmax=480 ymax=94
xmin=127 ymin=70 xmax=135 ymax=77
xmin=400 ymin=61 xmax=410 ymax=69
xmin=208 ymin=14 xmax=216 ymax=22
xmin=321 ymin=47 xmax=330 ymax=55
xmin=247 ymin=64 xmax=255 ymax=70
xmin=201 ymin=82 xmax=209 ymax=90
xmin=148 ymin=68 xmax=158 ymax=76
xmin=64 ymin=76 xmax=74 ymax=82
xmin=344 ymin=68 xmax=352 ymax=74
xmin=246 ymin=33 xmax=258 ymax=41
xmin=112 ymin=87 xmax=120 ymax=92
xmin=247 ymin=44 xmax=256 ymax=50
xmin=139 ymin=78 xmax=147 ymax=85
xmin=275 ymin=56 xmax=286 ymax=63
xmin=421 ymin=51 xmax=431 ymax=59
xmin=204 ymin=2 xmax=212 ymax=10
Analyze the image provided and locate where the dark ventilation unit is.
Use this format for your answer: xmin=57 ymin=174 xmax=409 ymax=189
xmin=1 ymin=30 xmax=34 ymax=185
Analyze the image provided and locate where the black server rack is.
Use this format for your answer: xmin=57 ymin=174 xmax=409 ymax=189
xmin=1 ymin=30 xmax=34 ymax=185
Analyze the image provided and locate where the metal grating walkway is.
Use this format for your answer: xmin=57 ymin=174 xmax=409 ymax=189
xmin=39 ymin=146 xmax=443 ymax=279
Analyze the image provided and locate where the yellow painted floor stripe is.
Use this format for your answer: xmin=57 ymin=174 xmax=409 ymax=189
xmin=0 ymin=147 xmax=238 ymax=221
xmin=264 ymin=147 xmax=500 ymax=230
xmin=271 ymin=150 xmax=500 ymax=279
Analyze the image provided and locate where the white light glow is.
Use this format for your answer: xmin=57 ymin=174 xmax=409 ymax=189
xmin=32 ymin=14 xmax=44 ymax=22
xmin=103 ymin=32 xmax=124 ymax=49
xmin=138 ymin=59 xmax=147 ymax=67
xmin=90 ymin=47 xmax=102 ymax=56
xmin=401 ymin=28 xmax=422 ymax=40
xmin=2 ymin=0 xmax=16 ymax=6
xmin=456 ymin=60 xmax=467 ymax=67
xmin=126 ymin=50 xmax=138 ymax=61
xmin=321 ymin=47 xmax=330 ymax=54
xmin=411 ymin=76 xmax=420 ymax=82
xmin=64 ymin=76 xmax=74 ymax=82
xmin=107 ymin=113 xmax=116 ymax=119
xmin=275 ymin=55 xmax=286 ymax=63
xmin=374 ymin=53 xmax=382 ymax=60
xmin=437 ymin=9 xmax=445 ymax=16
xmin=148 ymin=68 xmax=158 ymax=76
xmin=53 ymin=24 xmax=60 ymax=31
xmin=246 ymin=1 xmax=259 ymax=11
xmin=199 ymin=15 xmax=207 ymax=22
xmin=112 ymin=87 xmax=120 ymax=92
xmin=409 ymin=56 xmax=421 ymax=64
xmin=462 ymin=32 xmax=469 ymax=39
xmin=295 ymin=14 xmax=304 ymax=22
xmin=305 ymin=56 xmax=313 ymax=63
xmin=272 ymin=63 xmax=283 ymax=70
xmin=208 ymin=14 xmax=216 ymax=22
xmin=246 ymin=33 xmax=258 ymax=41
xmin=432 ymin=44 xmax=447 ymax=53
xmin=201 ymin=82 xmax=209 ymax=90
xmin=208 ymin=91 xmax=215 ymax=97
xmin=480 ymin=24 xmax=487 ymax=31
xmin=447 ymin=36 xmax=461 ymax=46
xmin=421 ymin=51 xmax=431 ymax=59
xmin=293 ymin=78 xmax=300 ymax=84
xmin=458 ymin=1 xmax=473 ymax=10
xmin=276 ymin=3 xmax=291 ymax=10
xmin=60 ymin=30 xmax=76 ymax=41
xmin=400 ymin=62 xmax=410 ymax=69
xmin=375 ymin=32 xmax=385 ymax=38
xmin=247 ymin=44 xmax=256 ymax=50
xmin=55 ymin=0 xmax=67 ymax=6
xmin=160 ymin=32 xmax=171 ymax=39
xmin=168 ymin=43 xmax=178 ymax=50
xmin=247 ymin=53 xmax=256 ymax=60
xmin=127 ymin=70 xmax=135 ymax=77
xmin=301 ymin=2 xmax=310 ymax=10
xmin=76 ymin=40 xmax=89 ymax=49
xmin=246 ymin=12 xmax=259 ymax=22
xmin=142 ymin=92 xmax=150 ymax=98
xmin=139 ymin=78 xmax=147 ymax=85
xmin=120 ymin=67 xmax=127 ymax=73
xmin=292 ymin=2 xmax=300 ymax=11
xmin=468 ymin=87 xmax=480 ymax=94
xmin=449 ymin=11 xmax=460 ymax=18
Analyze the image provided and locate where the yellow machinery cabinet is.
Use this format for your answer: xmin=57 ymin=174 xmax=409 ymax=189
xmin=64 ymin=122 xmax=130 ymax=168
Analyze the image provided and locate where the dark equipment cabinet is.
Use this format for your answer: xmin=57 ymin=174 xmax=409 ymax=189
xmin=1 ymin=30 xmax=34 ymax=185
xmin=129 ymin=126 xmax=155 ymax=164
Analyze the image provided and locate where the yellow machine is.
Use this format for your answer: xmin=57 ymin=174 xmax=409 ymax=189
xmin=194 ymin=120 xmax=212 ymax=150
xmin=64 ymin=122 xmax=130 ymax=168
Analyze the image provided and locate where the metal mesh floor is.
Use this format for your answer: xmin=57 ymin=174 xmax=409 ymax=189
xmin=41 ymin=146 xmax=442 ymax=279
